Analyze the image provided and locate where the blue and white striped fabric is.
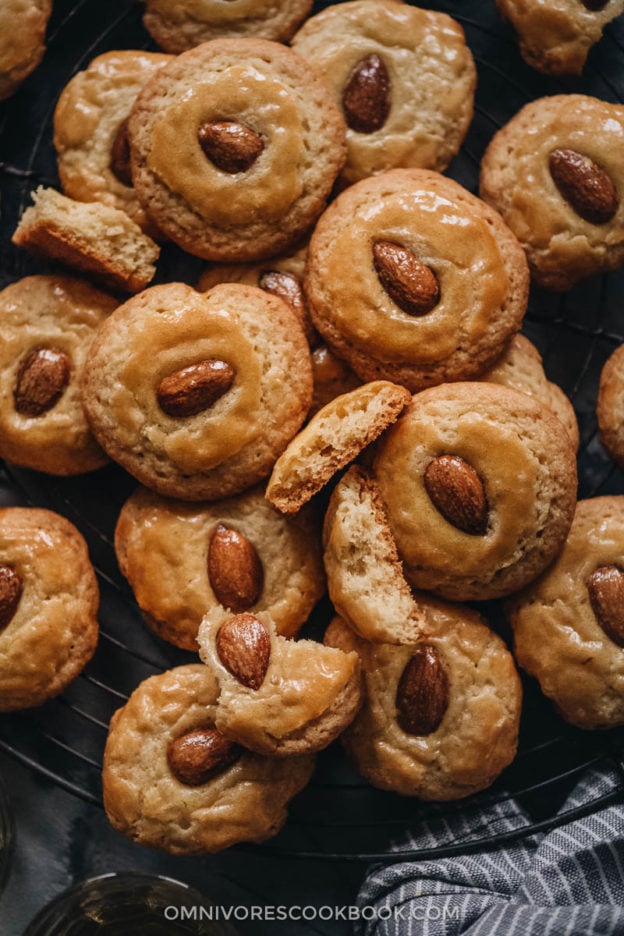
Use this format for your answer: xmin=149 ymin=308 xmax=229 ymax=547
xmin=357 ymin=763 xmax=624 ymax=935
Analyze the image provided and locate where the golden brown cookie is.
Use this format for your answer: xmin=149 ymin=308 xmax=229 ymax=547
xmin=480 ymin=95 xmax=624 ymax=290
xmin=115 ymin=485 xmax=325 ymax=651
xmin=128 ymin=38 xmax=346 ymax=262
xmin=0 ymin=275 xmax=116 ymax=475
xmin=198 ymin=610 xmax=362 ymax=756
xmin=0 ymin=508 xmax=99 ymax=712
xmin=508 ymin=497 xmax=624 ymax=729
xmin=305 ymin=169 xmax=529 ymax=392
xmin=0 ymin=0 xmax=51 ymax=101
xmin=373 ymin=382 xmax=578 ymax=601
xmin=326 ymin=609 xmax=522 ymax=800
xmin=103 ymin=664 xmax=315 ymax=854
xmin=292 ymin=0 xmax=476 ymax=184
xmin=309 ymin=345 xmax=361 ymax=418
xmin=597 ymin=344 xmax=624 ymax=469
xmin=82 ymin=283 xmax=312 ymax=501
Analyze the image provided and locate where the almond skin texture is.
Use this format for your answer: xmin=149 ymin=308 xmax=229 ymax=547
xmin=208 ymin=524 xmax=264 ymax=613
xmin=259 ymin=270 xmax=305 ymax=319
xmin=424 ymin=454 xmax=489 ymax=536
xmin=549 ymin=148 xmax=618 ymax=225
xmin=156 ymin=359 xmax=235 ymax=418
xmin=198 ymin=121 xmax=264 ymax=174
xmin=0 ymin=565 xmax=23 ymax=633
xmin=587 ymin=565 xmax=624 ymax=647
xmin=110 ymin=117 xmax=133 ymax=187
xmin=373 ymin=241 xmax=440 ymax=316
xmin=395 ymin=645 xmax=449 ymax=736
xmin=14 ymin=347 xmax=71 ymax=417
xmin=167 ymin=727 xmax=241 ymax=786
xmin=216 ymin=613 xmax=271 ymax=690
xmin=342 ymin=53 xmax=391 ymax=134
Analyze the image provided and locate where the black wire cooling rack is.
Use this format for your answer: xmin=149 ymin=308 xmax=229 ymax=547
xmin=1 ymin=0 xmax=624 ymax=864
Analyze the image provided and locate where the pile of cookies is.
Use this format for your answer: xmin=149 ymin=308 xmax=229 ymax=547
xmin=2 ymin=0 xmax=624 ymax=857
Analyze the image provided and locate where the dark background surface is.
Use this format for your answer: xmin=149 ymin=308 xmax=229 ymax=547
xmin=1 ymin=1 xmax=624 ymax=933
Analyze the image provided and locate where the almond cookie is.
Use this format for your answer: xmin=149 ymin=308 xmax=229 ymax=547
xmin=128 ymin=38 xmax=346 ymax=262
xmin=373 ymin=382 xmax=578 ymax=601
xmin=508 ymin=497 xmax=624 ymax=729
xmin=12 ymin=187 xmax=160 ymax=294
xmin=292 ymin=0 xmax=476 ymax=185
xmin=142 ymin=0 xmax=313 ymax=53
xmin=0 ymin=0 xmax=51 ymax=101
xmin=305 ymin=169 xmax=529 ymax=393
xmin=597 ymin=344 xmax=624 ymax=469
xmin=325 ymin=609 xmax=522 ymax=800
xmin=54 ymin=51 xmax=170 ymax=234
xmin=103 ymin=664 xmax=315 ymax=854
xmin=0 ymin=275 xmax=116 ymax=475
xmin=115 ymin=485 xmax=325 ymax=651
xmin=496 ymin=0 xmax=624 ymax=75
xmin=266 ymin=381 xmax=411 ymax=514
xmin=82 ymin=282 xmax=312 ymax=501
xmin=480 ymin=95 xmax=624 ymax=290
xmin=309 ymin=345 xmax=361 ymax=418
xmin=198 ymin=610 xmax=362 ymax=756
xmin=0 ymin=508 xmax=99 ymax=712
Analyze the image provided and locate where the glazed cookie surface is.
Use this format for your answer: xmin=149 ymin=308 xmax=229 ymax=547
xmin=305 ymin=169 xmax=529 ymax=392
xmin=597 ymin=344 xmax=624 ymax=469
xmin=0 ymin=275 xmax=116 ymax=475
xmin=0 ymin=0 xmax=51 ymax=101
xmin=292 ymin=0 xmax=476 ymax=184
xmin=508 ymin=497 xmax=624 ymax=729
xmin=480 ymin=95 xmax=624 ymax=290
xmin=82 ymin=282 xmax=312 ymax=501
xmin=115 ymin=485 xmax=325 ymax=651
xmin=103 ymin=664 xmax=315 ymax=854
xmin=128 ymin=38 xmax=346 ymax=261
xmin=0 ymin=508 xmax=99 ymax=712
xmin=373 ymin=382 xmax=578 ymax=601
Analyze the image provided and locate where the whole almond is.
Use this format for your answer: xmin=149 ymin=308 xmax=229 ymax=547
xmin=549 ymin=148 xmax=618 ymax=225
xmin=587 ymin=564 xmax=624 ymax=647
xmin=14 ymin=347 xmax=71 ymax=417
xmin=157 ymin=359 xmax=235 ymax=418
xmin=208 ymin=524 xmax=264 ymax=613
xmin=0 ymin=565 xmax=23 ymax=633
xmin=198 ymin=121 xmax=264 ymax=174
xmin=167 ymin=727 xmax=241 ymax=786
xmin=216 ymin=613 xmax=271 ymax=690
xmin=373 ymin=241 xmax=440 ymax=316
xmin=342 ymin=53 xmax=391 ymax=134
xmin=396 ymin=645 xmax=449 ymax=736
xmin=424 ymin=454 xmax=489 ymax=536
xmin=258 ymin=271 xmax=305 ymax=320
xmin=110 ymin=117 xmax=132 ymax=187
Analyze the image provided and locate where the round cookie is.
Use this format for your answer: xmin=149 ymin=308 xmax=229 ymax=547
xmin=305 ymin=169 xmax=529 ymax=393
xmin=142 ymin=0 xmax=313 ymax=53
xmin=54 ymin=51 xmax=171 ymax=234
xmin=309 ymin=345 xmax=361 ymax=418
xmin=128 ymin=38 xmax=346 ymax=262
xmin=373 ymin=382 xmax=578 ymax=601
xmin=115 ymin=485 xmax=325 ymax=651
xmin=480 ymin=95 xmax=624 ymax=291
xmin=0 ymin=275 xmax=117 ymax=475
xmin=292 ymin=0 xmax=476 ymax=184
xmin=597 ymin=344 xmax=624 ymax=469
xmin=103 ymin=664 xmax=315 ymax=854
xmin=507 ymin=497 xmax=624 ymax=729
xmin=325 ymin=609 xmax=522 ymax=800
xmin=496 ymin=0 xmax=624 ymax=76
xmin=0 ymin=0 xmax=51 ymax=101
xmin=0 ymin=508 xmax=99 ymax=712
xmin=82 ymin=282 xmax=313 ymax=501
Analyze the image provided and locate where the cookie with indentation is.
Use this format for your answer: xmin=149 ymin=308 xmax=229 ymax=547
xmin=507 ymin=497 xmax=624 ymax=729
xmin=0 ymin=507 xmax=99 ymax=712
xmin=128 ymin=38 xmax=346 ymax=262
xmin=373 ymin=382 xmax=577 ymax=601
xmin=198 ymin=610 xmax=362 ymax=756
xmin=597 ymin=344 xmax=624 ymax=470
xmin=305 ymin=169 xmax=529 ymax=392
xmin=480 ymin=95 xmax=624 ymax=290
xmin=115 ymin=485 xmax=325 ymax=651
xmin=0 ymin=0 xmax=51 ymax=101
xmin=102 ymin=664 xmax=315 ymax=854
xmin=325 ymin=610 xmax=521 ymax=800
xmin=82 ymin=282 xmax=312 ymax=501
xmin=292 ymin=0 xmax=476 ymax=185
